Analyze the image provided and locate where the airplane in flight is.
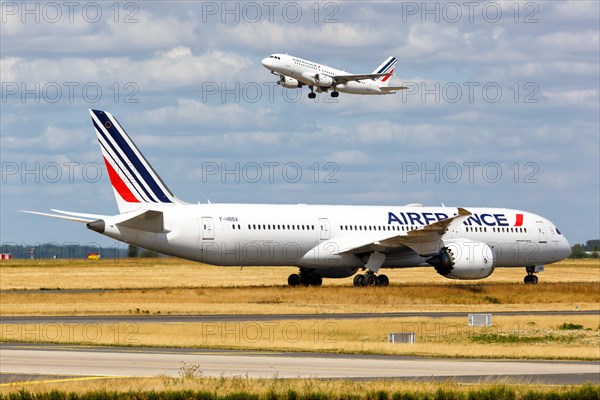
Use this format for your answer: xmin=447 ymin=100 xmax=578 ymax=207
xmin=25 ymin=110 xmax=571 ymax=287
xmin=261 ymin=54 xmax=408 ymax=98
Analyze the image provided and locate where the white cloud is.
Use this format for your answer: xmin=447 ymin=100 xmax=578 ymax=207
xmin=543 ymin=89 xmax=599 ymax=105
xmin=328 ymin=150 xmax=368 ymax=164
xmin=1 ymin=124 xmax=86 ymax=151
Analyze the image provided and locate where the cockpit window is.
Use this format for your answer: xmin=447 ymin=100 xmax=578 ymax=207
xmin=269 ymin=56 xmax=281 ymax=60
xmin=556 ymin=228 xmax=562 ymax=235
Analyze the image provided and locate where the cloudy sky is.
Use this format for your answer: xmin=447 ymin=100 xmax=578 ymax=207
xmin=1 ymin=1 xmax=598 ymax=250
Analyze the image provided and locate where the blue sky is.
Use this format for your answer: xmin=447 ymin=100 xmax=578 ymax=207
xmin=1 ymin=1 xmax=599 ymax=248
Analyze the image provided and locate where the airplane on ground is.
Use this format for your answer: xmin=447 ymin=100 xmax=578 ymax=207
xmin=261 ymin=54 xmax=408 ymax=98
xmin=25 ymin=110 xmax=571 ymax=286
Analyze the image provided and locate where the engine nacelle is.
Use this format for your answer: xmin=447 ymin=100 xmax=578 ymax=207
xmin=426 ymin=239 xmax=495 ymax=280
xmin=301 ymin=71 xmax=334 ymax=88
xmin=314 ymin=73 xmax=333 ymax=88
xmin=278 ymin=76 xmax=302 ymax=89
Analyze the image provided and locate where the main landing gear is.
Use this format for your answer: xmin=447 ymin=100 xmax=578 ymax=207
xmin=353 ymin=272 xmax=389 ymax=287
xmin=307 ymin=87 xmax=339 ymax=98
xmin=524 ymin=265 xmax=543 ymax=284
xmin=288 ymin=268 xmax=322 ymax=287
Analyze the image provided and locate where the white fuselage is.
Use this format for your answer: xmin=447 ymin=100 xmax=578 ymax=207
xmin=100 ymin=204 xmax=570 ymax=275
xmin=261 ymin=54 xmax=392 ymax=95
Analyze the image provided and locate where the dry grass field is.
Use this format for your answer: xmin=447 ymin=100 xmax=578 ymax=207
xmin=1 ymin=315 xmax=598 ymax=360
xmin=1 ymin=258 xmax=598 ymax=290
xmin=1 ymin=282 xmax=599 ymax=316
xmin=1 ymin=258 xmax=598 ymax=360
xmin=0 ymin=259 xmax=598 ymax=315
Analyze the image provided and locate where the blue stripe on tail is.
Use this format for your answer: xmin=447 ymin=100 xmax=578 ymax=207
xmin=91 ymin=110 xmax=172 ymax=203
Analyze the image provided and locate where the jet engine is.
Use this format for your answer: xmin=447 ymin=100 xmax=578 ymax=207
xmin=277 ymin=76 xmax=303 ymax=89
xmin=426 ymin=239 xmax=495 ymax=280
xmin=314 ymin=73 xmax=334 ymax=88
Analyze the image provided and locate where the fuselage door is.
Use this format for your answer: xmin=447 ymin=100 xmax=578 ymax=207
xmin=318 ymin=218 xmax=330 ymax=240
xmin=201 ymin=217 xmax=214 ymax=240
xmin=536 ymin=221 xmax=547 ymax=243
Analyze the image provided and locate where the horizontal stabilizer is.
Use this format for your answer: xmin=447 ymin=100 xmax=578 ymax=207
xmin=21 ymin=210 xmax=97 ymax=223
xmin=50 ymin=209 xmax=109 ymax=220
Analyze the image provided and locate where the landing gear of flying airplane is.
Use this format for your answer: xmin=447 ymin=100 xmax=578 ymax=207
xmin=331 ymin=91 xmax=339 ymax=98
xmin=353 ymin=272 xmax=389 ymax=287
xmin=524 ymin=265 xmax=541 ymax=284
xmin=308 ymin=86 xmax=316 ymax=99
xmin=288 ymin=269 xmax=322 ymax=287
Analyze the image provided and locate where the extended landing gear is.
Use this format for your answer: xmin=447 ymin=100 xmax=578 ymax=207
xmin=524 ymin=275 xmax=538 ymax=284
xmin=353 ymin=272 xmax=389 ymax=287
xmin=331 ymin=91 xmax=339 ymax=98
xmin=524 ymin=265 xmax=542 ymax=284
xmin=288 ymin=269 xmax=322 ymax=287
xmin=308 ymin=86 xmax=316 ymax=99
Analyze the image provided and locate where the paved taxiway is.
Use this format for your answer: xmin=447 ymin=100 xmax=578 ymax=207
xmin=2 ymin=310 xmax=598 ymax=325
xmin=1 ymin=343 xmax=598 ymax=384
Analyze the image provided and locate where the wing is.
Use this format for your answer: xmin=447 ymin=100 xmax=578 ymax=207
xmin=380 ymin=86 xmax=409 ymax=92
xmin=336 ymin=207 xmax=472 ymax=257
xmin=333 ymin=73 xmax=394 ymax=84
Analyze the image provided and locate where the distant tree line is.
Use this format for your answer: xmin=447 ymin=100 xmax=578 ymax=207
xmin=0 ymin=242 xmax=128 ymax=260
xmin=0 ymin=243 xmax=163 ymax=260
xmin=127 ymin=244 xmax=159 ymax=258
xmin=569 ymin=239 xmax=600 ymax=259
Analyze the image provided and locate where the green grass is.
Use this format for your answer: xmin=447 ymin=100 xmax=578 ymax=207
xmin=558 ymin=322 xmax=585 ymax=330
xmin=470 ymin=332 xmax=582 ymax=344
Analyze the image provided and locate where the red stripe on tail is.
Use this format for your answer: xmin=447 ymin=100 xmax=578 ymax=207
xmin=515 ymin=213 xmax=524 ymax=227
xmin=380 ymin=68 xmax=394 ymax=82
xmin=103 ymin=156 xmax=140 ymax=203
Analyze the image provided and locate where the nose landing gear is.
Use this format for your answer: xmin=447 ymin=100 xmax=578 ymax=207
xmin=524 ymin=265 xmax=543 ymax=284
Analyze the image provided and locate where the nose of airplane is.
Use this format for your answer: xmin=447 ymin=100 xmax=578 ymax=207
xmin=261 ymin=57 xmax=270 ymax=68
xmin=559 ymin=235 xmax=572 ymax=259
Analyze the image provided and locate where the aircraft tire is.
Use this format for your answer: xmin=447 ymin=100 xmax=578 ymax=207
xmin=353 ymin=274 xmax=365 ymax=287
xmin=378 ymin=274 xmax=389 ymax=287
xmin=288 ymin=273 xmax=301 ymax=287
xmin=310 ymin=274 xmax=323 ymax=286
xmin=308 ymin=92 xmax=316 ymax=99
xmin=365 ymin=274 xmax=379 ymax=286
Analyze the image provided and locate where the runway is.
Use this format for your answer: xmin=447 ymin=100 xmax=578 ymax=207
xmin=2 ymin=310 xmax=598 ymax=325
xmin=1 ymin=343 xmax=598 ymax=384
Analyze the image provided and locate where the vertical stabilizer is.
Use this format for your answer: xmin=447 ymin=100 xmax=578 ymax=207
xmin=372 ymin=56 xmax=397 ymax=86
xmin=89 ymin=109 xmax=182 ymax=213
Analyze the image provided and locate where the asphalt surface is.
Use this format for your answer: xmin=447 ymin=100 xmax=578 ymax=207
xmin=1 ymin=343 xmax=598 ymax=384
xmin=2 ymin=310 xmax=598 ymax=324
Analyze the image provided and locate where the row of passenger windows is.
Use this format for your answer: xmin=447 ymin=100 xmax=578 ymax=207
xmin=229 ymin=224 xmax=528 ymax=234
xmin=234 ymin=224 xmax=317 ymax=231
xmin=340 ymin=225 xmax=414 ymax=232
xmin=465 ymin=226 xmax=528 ymax=233
xmin=293 ymin=60 xmax=332 ymax=75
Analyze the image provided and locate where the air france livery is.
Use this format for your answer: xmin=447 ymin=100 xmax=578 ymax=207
xmin=261 ymin=54 xmax=407 ymax=99
xmin=26 ymin=110 xmax=571 ymax=287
